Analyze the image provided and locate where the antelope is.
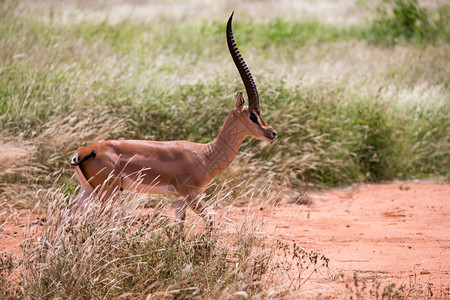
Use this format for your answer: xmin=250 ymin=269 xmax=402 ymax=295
xmin=70 ymin=12 xmax=277 ymax=229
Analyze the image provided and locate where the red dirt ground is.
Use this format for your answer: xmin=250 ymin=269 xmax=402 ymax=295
xmin=261 ymin=182 xmax=450 ymax=298
xmin=1 ymin=182 xmax=449 ymax=298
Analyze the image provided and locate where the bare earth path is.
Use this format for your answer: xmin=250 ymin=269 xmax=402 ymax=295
xmin=261 ymin=182 xmax=450 ymax=297
xmin=1 ymin=182 xmax=449 ymax=297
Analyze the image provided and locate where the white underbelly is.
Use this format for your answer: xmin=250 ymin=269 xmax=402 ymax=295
xmin=123 ymin=181 xmax=177 ymax=196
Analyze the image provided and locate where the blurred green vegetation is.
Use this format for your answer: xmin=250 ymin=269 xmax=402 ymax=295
xmin=0 ymin=0 xmax=449 ymax=207
xmin=364 ymin=0 xmax=450 ymax=45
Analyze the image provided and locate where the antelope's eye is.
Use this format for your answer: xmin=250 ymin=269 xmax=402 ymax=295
xmin=249 ymin=112 xmax=258 ymax=124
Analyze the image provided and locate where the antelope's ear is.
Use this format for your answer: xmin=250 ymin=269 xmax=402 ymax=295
xmin=235 ymin=91 xmax=245 ymax=113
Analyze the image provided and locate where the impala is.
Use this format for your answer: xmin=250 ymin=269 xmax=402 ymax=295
xmin=70 ymin=12 xmax=277 ymax=229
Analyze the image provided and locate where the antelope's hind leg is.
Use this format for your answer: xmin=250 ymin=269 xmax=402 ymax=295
xmin=70 ymin=188 xmax=94 ymax=212
xmin=69 ymin=166 xmax=96 ymax=212
xmin=70 ymin=164 xmax=121 ymax=211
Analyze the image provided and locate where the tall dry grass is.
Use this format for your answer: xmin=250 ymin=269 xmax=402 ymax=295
xmin=0 ymin=0 xmax=448 ymax=208
xmin=0 ymin=180 xmax=332 ymax=298
xmin=0 ymin=107 xmax=126 ymax=208
xmin=0 ymin=136 xmax=43 ymax=208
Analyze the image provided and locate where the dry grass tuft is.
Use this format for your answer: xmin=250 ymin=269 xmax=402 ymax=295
xmin=0 ymin=178 xmax=333 ymax=298
xmin=0 ymin=182 xmax=326 ymax=298
xmin=0 ymin=137 xmax=43 ymax=207
xmin=0 ymin=108 xmax=126 ymax=208
xmin=35 ymin=109 xmax=127 ymax=170
xmin=0 ymin=138 xmax=38 ymax=178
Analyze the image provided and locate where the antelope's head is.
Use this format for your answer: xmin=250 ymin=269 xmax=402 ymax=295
xmin=227 ymin=12 xmax=277 ymax=142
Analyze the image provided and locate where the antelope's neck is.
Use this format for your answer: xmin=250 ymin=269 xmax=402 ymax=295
xmin=203 ymin=112 xmax=247 ymax=178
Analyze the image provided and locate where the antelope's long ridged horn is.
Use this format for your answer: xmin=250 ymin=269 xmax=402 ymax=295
xmin=226 ymin=12 xmax=260 ymax=111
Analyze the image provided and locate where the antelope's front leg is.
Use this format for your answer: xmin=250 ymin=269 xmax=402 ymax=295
xmin=175 ymin=196 xmax=188 ymax=231
xmin=187 ymin=192 xmax=213 ymax=232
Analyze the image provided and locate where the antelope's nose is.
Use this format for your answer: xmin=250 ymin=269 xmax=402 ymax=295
xmin=272 ymin=131 xmax=277 ymax=139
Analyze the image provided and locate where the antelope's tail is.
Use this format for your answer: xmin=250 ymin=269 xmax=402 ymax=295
xmin=71 ymin=149 xmax=96 ymax=166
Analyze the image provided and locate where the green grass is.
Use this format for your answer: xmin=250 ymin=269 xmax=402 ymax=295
xmin=362 ymin=0 xmax=450 ymax=45
xmin=1 ymin=0 xmax=449 ymax=205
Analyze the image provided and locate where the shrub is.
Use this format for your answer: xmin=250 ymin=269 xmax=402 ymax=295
xmin=366 ymin=0 xmax=450 ymax=44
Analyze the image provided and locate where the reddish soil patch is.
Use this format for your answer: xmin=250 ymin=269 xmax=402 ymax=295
xmin=259 ymin=182 xmax=450 ymax=297
xmin=1 ymin=182 xmax=449 ymax=297
xmin=0 ymin=213 xmax=43 ymax=256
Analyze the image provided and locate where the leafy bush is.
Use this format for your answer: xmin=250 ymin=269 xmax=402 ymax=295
xmin=366 ymin=0 xmax=450 ymax=44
